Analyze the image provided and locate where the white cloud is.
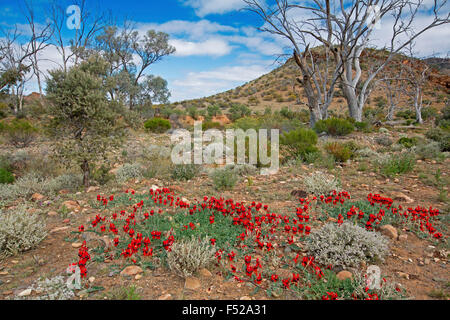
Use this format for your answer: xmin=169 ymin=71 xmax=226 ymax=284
xmin=137 ymin=20 xmax=237 ymax=39
xmin=181 ymin=0 xmax=246 ymax=17
xmin=170 ymin=64 xmax=271 ymax=101
xmin=170 ymin=38 xmax=233 ymax=57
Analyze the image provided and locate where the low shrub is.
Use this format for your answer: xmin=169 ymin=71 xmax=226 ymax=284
xmin=171 ymin=164 xmax=200 ymax=181
xmin=324 ymin=142 xmax=352 ymax=163
xmin=306 ymin=222 xmax=388 ymax=268
xmin=304 ymin=171 xmax=341 ymax=195
xmin=414 ymin=142 xmax=442 ymax=160
xmin=144 ymin=117 xmax=171 ymax=133
xmin=202 ymin=121 xmax=223 ymax=130
xmin=0 ymin=208 xmax=47 ymax=258
xmin=211 ymin=167 xmax=238 ymax=190
xmin=280 ymin=128 xmax=318 ymax=159
xmin=314 ymin=118 xmax=354 ymax=136
xmin=397 ymin=137 xmax=418 ymax=149
xmin=0 ymin=167 xmax=14 ymax=184
xmin=375 ymin=135 xmax=393 ymax=147
xmin=378 ymin=152 xmax=415 ymax=177
xmin=116 ymin=163 xmax=143 ymax=183
xmin=4 ymin=119 xmax=38 ymax=148
xmin=167 ymin=236 xmax=216 ymax=278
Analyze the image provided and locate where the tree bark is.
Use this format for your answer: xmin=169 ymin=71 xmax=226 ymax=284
xmin=81 ymin=159 xmax=90 ymax=188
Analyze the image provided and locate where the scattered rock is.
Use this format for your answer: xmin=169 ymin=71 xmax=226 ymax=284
xmin=158 ymin=293 xmax=172 ymax=300
xmin=198 ymin=268 xmax=212 ymax=278
xmin=390 ymin=191 xmax=414 ymax=204
xmin=396 ymin=272 xmax=410 ymax=280
xmin=185 ymin=277 xmax=201 ymax=290
xmin=31 ymin=193 xmax=45 ymax=202
xmin=47 ymin=211 xmax=58 ymax=217
xmin=290 ymin=190 xmax=308 ymax=198
xmin=61 ymin=200 xmax=80 ymax=212
xmin=2 ymin=291 xmax=13 ymax=296
xmin=336 ymin=271 xmax=353 ymax=281
xmin=86 ymin=186 xmax=100 ymax=193
xmin=18 ymin=288 xmax=32 ymax=297
xmin=50 ymin=226 xmax=69 ymax=233
xmin=398 ymin=234 xmax=408 ymax=241
xmin=135 ymin=274 xmax=143 ymax=280
xmin=88 ymin=277 xmax=95 ymax=283
xmin=240 ymin=296 xmax=251 ymax=300
xmin=71 ymin=243 xmax=83 ymax=248
xmin=424 ymin=258 xmax=431 ymax=265
xmin=59 ymin=189 xmax=70 ymax=195
xmin=120 ymin=266 xmax=143 ymax=277
xmin=379 ymin=225 xmax=398 ymax=240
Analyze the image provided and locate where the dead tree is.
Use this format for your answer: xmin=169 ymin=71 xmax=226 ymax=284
xmin=333 ymin=0 xmax=449 ymax=121
xmin=244 ymin=0 xmax=343 ymax=126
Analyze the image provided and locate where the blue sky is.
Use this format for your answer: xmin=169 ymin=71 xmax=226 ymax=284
xmin=1 ymin=0 xmax=449 ymax=102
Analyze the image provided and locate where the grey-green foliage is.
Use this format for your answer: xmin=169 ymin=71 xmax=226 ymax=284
xmin=171 ymin=164 xmax=200 ymax=181
xmin=0 ymin=207 xmax=47 ymax=258
xmin=116 ymin=163 xmax=143 ymax=183
xmin=225 ymin=163 xmax=257 ymax=176
xmin=304 ymin=171 xmax=341 ymax=195
xmin=167 ymin=236 xmax=216 ymax=278
xmin=413 ymin=141 xmax=442 ymax=160
xmin=0 ymin=173 xmax=82 ymax=202
xmin=46 ymin=55 xmax=124 ymax=187
xmin=306 ymin=222 xmax=389 ymax=268
xmin=211 ymin=167 xmax=238 ymax=190
xmin=28 ymin=276 xmax=75 ymax=300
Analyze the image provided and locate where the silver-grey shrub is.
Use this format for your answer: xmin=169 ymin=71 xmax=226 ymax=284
xmin=0 ymin=207 xmax=47 ymax=258
xmin=116 ymin=163 xmax=143 ymax=183
xmin=167 ymin=236 xmax=216 ymax=278
xmin=306 ymin=222 xmax=389 ymax=268
xmin=304 ymin=171 xmax=341 ymax=195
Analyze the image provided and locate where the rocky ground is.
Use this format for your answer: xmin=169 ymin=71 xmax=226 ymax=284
xmin=0 ymin=125 xmax=449 ymax=301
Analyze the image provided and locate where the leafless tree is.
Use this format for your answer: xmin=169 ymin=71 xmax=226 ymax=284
xmin=332 ymin=0 xmax=448 ymax=121
xmin=245 ymin=0 xmax=449 ymax=123
xmin=400 ymin=44 xmax=432 ymax=124
xmin=48 ymin=0 xmax=106 ymax=72
xmin=244 ymin=0 xmax=343 ymax=126
xmin=23 ymin=0 xmax=53 ymax=99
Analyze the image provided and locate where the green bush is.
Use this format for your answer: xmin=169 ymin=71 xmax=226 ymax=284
xmin=324 ymin=142 xmax=352 ymax=163
xmin=397 ymin=137 xmax=418 ymax=149
xmin=280 ymin=128 xmax=318 ymax=159
xmin=4 ymin=119 xmax=38 ymax=148
xmin=0 ymin=167 xmax=14 ymax=184
xmin=202 ymin=121 xmax=223 ymax=130
xmin=314 ymin=118 xmax=354 ymax=136
xmin=414 ymin=142 xmax=442 ymax=160
xmin=396 ymin=109 xmax=415 ymax=120
xmin=211 ymin=167 xmax=238 ymax=190
xmin=171 ymin=164 xmax=200 ymax=181
xmin=228 ymin=103 xmax=251 ymax=121
xmin=354 ymin=121 xmax=370 ymax=132
xmin=231 ymin=117 xmax=261 ymax=131
xmin=421 ymin=107 xmax=438 ymax=120
xmin=426 ymin=127 xmax=445 ymax=142
xmin=379 ymin=153 xmax=415 ymax=177
xmin=144 ymin=117 xmax=171 ymax=133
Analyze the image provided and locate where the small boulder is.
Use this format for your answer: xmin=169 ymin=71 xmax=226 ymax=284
xmin=380 ymin=225 xmax=398 ymax=240
xmin=158 ymin=293 xmax=172 ymax=300
xmin=120 ymin=266 xmax=143 ymax=277
xmin=336 ymin=270 xmax=353 ymax=281
xmin=185 ymin=277 xmax=201 ymax=290
xmin=198 ymin=268 xmax=212 ymax=278
xmin=31 ymin=193 xmax=45 ymax=202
